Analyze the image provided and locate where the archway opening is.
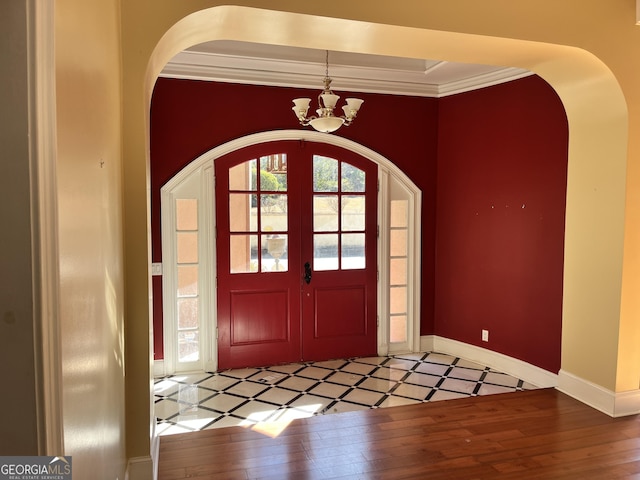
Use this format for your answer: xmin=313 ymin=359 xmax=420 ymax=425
xmin=144 ymin=5 xmax=628 ymax=411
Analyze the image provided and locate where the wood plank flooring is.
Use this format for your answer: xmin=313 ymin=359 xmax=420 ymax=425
xmin=158 ymin=388 xmax=640 ymax=479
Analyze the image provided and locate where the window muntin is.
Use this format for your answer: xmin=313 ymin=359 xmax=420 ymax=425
xmin=312 ymin=155 xmax=366 ymax=272
xmin=228 ymin=154 xmax=288 ymax=273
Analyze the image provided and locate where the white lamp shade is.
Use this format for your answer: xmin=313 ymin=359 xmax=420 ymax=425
xmin=320 ymin=93 xmax=340 ymax=109
xmin=345 ymin=98 xmax=364 ymax=112
xmin=292 ymin=98 xmax=310 ymax=120
xmin=309 ymin=116 xmax=344 ymax=133
xmin=293 ymin=98 xmax=311 ymax=109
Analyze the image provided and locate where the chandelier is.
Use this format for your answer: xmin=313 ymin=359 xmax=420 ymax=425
xmin=292 ymin=51 xmax=364 ymax=133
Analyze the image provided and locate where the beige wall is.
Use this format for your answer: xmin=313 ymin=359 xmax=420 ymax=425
xmin=119 ymin=0 xmax=640 ymax=460
xmin=56 ymin=0 xmax=127 ymax=477
xmin=0 ymin=0 xmax=40 ymax=454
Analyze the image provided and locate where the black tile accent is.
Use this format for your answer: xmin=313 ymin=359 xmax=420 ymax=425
xmin=154 ymin=352 xmax=536 ymax=436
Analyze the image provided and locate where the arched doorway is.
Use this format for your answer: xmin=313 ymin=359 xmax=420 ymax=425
xmin=161 ymin=131 xmax=421 ymax=374
xmin=141 ymin=12 xmax=631 ymax=461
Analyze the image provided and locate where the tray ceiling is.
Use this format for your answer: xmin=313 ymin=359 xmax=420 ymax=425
xmin=160 ymin=40 xmax=533 ymax=98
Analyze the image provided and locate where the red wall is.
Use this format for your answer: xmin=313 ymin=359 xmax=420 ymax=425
xmin=150 ymin=78 xmax=439 ymax=359
xmin=150 ymin=75 xmax=567 ymax=373
xmin=435 ymin=76 xmax=568 ymax=372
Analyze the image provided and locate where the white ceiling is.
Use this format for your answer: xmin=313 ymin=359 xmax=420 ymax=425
xmin=161 ymin=40 xmax=533 ymax=98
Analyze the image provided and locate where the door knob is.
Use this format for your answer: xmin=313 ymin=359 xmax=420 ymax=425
xmin=304 ymin=262 xmax=312 ymax=284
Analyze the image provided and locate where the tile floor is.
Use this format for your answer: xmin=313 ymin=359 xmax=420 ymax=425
xmin=154 ymin=351 xmax=537 ymax=436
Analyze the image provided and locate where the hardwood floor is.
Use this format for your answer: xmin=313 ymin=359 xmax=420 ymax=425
xmin=158 ymin=388 xmax=640 ymax=479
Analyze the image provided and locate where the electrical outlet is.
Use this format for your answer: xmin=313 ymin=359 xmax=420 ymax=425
xmin=482 ymin=329 xmax=489 ymax=342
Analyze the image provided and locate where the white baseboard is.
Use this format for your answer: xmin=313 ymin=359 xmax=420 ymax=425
xmin=125 ymin=456 xmax=153 ymax=480
xmin=420 ymin=335 xmax=640 ymax=417
xmin=420 ymin=335 xmax=436 ymax=353
xmin=420 ymin=335 xmax=557 ymax=388
xmin=155 ymin=359 xmax=218 ymax=376
xmin=557 ymin=369 xmax=640 ymax=417
xmin=153 ymin=360 xmax=165 ymax=378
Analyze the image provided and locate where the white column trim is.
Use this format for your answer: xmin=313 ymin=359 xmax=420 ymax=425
xmin=376 ymin=169 xmax=389 ymax=357
xmin=153 ymin=360 xmax=165 ymax=378
xmin=28 ymin=0 xmax=64 ymax=455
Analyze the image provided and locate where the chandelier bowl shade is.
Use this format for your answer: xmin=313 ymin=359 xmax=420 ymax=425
xmin=309 ymin=116 xmax=345 ymax=133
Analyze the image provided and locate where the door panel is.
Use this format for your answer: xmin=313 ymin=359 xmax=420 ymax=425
xmin=313 ymin=286 xmax=366 ymax=337
xmin=216 ymin=143 xmax=300 ymax=369
xmin=216 ymin=141 xmax=376 ymax=369
xmin=301 ymin=147 xmax=378 ymax=361
xmin=230 ymin=290 xmax=289 ymax=343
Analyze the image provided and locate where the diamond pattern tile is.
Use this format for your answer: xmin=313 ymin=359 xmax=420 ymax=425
xmin=200 ymin=393 xmax=247 ymax=413
xmin=154 ymin=351 xmax=536 ymax=436
xmin=309 ymin=382 xmax=351 ymax=400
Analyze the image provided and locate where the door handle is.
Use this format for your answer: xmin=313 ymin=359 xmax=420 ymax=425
xmin=304 ymin=262 xmax=312 ymax=284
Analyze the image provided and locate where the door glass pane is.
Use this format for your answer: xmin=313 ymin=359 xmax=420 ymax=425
xmin=313 ymin=156 xmax=338 ymax=192
xmin=229 ymin=193 xmax=257 ymax=232
xmin=314 ymin=195 xmax=338 ymax=232
xmin=230 ymin=234 xmax=258 ymax=273
xmin=177 ymin=265 xmax=198 ymax=296
xmin=176 ymin=232 xmax=198 ymax=263
xmin=176 ymin=199 xmax=198 ymax=230
xmin=260 ymin=153 xmax=287 ymax=182
xmin=177 ymin=298 xmax=198 ymax=329
xmin=178 ymin=330 xmax=199 ymax=362
xmin=391 ymin=200 xmax=408 ymax=228
xmin=260 ymin=194 xmax=288 ymax=231
xmin=390 ymin=258 xmax=407 ymax=285
xmin=229 ymin=159 xmax=257 ymax=191
xmin=342 ymin=233 xmax=365 ymax=269
xmin=263 ymin=234 xmax=288 ymax=271
xmin=259 ymin=154 xmax=288 ymax=191
xmin=259 ymin=156 xmax=286 ymax=193
xmin=390 ymin=229 xmax=407 ymax=256
xmin=314 ymin=233 xmax=338 ymax=271
xmin=390 ymin=315 xmax=407 ymax=343
xmin=341 ymin=163 xmax=366 ymax=192
xmin=342 ymin=196 xmax=365 ymax=231
xmin=390 ymin=286 xmax=407 ymax=314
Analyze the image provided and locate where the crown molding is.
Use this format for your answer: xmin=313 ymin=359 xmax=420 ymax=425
xmin=160 ymin=49 xmax=533 ymax=98
xmin=437 ymin=68 xmax=534 ymax=97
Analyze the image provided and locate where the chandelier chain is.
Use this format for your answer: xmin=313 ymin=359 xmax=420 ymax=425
xmin=325 ymin=50 xmax=329 ymax=79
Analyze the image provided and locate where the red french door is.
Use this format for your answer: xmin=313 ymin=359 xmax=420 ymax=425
xmin=215 ymin=141 xmax=377 ymax=369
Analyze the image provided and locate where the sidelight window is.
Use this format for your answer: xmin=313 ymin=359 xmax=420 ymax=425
xmin=175 ymin=198 xmax=200 ymax=363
